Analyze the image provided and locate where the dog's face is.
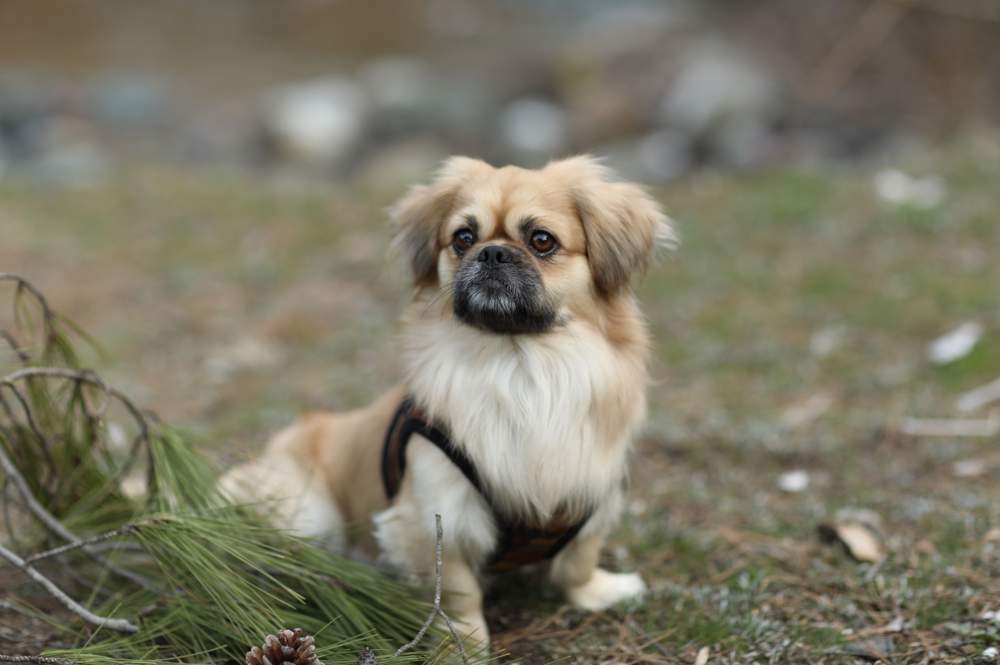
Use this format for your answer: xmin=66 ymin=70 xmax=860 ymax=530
xmin=393 ymin=156 xmax=673 ymax=335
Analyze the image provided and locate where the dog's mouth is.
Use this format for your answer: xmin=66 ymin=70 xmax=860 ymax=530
xmin=452 ymin=263 xmax=556 ymax=335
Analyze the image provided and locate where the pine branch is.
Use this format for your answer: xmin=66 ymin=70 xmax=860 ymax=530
xmin=0 ymin=432 xmax=154 ymax=591
xmin=0 ymin=656 xmax=77 ymax=665
xmin=0 ymin=541 xmax=138 ymax=633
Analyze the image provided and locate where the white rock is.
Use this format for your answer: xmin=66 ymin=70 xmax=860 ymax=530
xmin=777 ymin=469 xmax=810 ymax=493
xmin=264 ymin=78 xmax=368 ymax=169
xmin=928 ymin=321 xmax=983 ymax=364
xmin=952 ymin=458 xmax=986 ymax=478
xmin=597 ymin=130 xmax=692 ymax=184
xmin=498 ymin=98 xmax=569 ymax=158
xmin=874 ymin=169 xmax=945 ymax=208
xmin=982 ymin=646 xmax=997 ymax=660
xmin=660 ymin=44 xmax=782 ymax=135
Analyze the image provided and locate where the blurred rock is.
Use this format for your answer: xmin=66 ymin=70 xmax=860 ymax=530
xmin=89 ymin=75 xmax=168 ymax=127
xmin=660 ymin=43 xmax=783 ymax=167
xmin=26 ymin=114 xmax=108 ymax=186
xmin=599 ymin=129 xmax=692 ymax=183
xmin=355 ymin=137 xmax=449 ymax=192
xmin=874 ymin=168 xmax=945 ymax=209
xmin=498 ymin=98 xmax=569 ymax=163
xmin=262 ymin=78 xmax=369 ymax=170
xmin=662 ymin=44 xmax=781 ymax=133
xmin=436 ymin=78 xmax=498 ymax=150
xmin=0 ymin=74 xmax=64 ymax=160
xmin=359 ymin=56 xmax=439 ymax=139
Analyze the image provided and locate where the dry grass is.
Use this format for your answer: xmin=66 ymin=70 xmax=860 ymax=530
xmin=2 ymin=136 xmax=999 ymax=662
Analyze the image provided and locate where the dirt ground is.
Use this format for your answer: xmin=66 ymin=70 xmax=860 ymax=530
xmin=2 ymin=137 xmax=999 ymax=663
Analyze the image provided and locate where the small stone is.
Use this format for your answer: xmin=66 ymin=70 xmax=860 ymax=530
xmin=777 ymin=470 xmax=810 ymax=493
xmin=263 ymin=78 xmax=369 ymax=170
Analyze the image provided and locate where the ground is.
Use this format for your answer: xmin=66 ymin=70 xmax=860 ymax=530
xmin=1 ymin=137 xmax=998 ymax=663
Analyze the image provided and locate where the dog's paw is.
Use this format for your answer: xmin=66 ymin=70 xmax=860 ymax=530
xmin=566 ymin=569 xmax=647 ymax=611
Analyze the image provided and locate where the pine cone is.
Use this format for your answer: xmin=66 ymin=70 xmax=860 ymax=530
xmin=246 ymin=628 xmax=321 ymax=665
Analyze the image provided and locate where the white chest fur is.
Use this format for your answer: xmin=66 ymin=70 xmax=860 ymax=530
xmin=402 ymin=317 xmax=646 ymax=522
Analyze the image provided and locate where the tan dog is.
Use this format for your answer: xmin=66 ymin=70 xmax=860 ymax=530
xmin=221 ymin=155 xmax=673 ymax=645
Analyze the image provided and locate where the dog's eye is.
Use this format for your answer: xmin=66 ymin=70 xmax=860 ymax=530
xmin=528 ymin=230 xmax=558 ymax=256
xmin=452 ymin=228 xmax=476 ymax=254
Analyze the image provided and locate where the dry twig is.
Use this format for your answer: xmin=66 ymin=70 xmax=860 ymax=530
xmin=0 ymin=433 xmax=152 ymax=591
xmin=23 ymin=524 xmax=139 ymax=565
xmin=0 ymin=541 xmax=138 ymax=633
xmin=394 ymin=514 xmax=470 ymax=664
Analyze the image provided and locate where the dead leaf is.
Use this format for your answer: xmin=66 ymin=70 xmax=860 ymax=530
xmin=845 ymin=635 xmax=895 ymax=662
xmin=928 ymin=321 xmax=982 ymax=364
xmin=819 ymin=517 xmax=887 ymax=563
xmin=781 ymin=392 xmax=833 ymax=429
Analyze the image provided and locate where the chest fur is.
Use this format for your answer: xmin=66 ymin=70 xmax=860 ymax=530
xmin=402 ymin=319 xmax=647 ymax=520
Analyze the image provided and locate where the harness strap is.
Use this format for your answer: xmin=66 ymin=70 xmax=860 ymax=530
xmin=381 ymin=397 xmax=590 ymax=572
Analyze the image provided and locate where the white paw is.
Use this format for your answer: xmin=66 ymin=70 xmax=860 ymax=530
xmin=447 ymin=613 xmax=490 ymax=649
xmin=566 ymin=569 xmax=647 ymax=611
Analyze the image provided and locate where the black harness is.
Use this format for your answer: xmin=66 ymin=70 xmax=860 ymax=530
xmin=381 ymin=397 xmax=590 ymax=572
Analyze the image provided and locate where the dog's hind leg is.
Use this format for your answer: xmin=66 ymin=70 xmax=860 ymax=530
xmin=549 ymin=532 xmax=647 ymax=611
xmin=218 ymin=424 xmax=346 ymax=550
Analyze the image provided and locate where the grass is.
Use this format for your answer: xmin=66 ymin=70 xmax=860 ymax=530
xmin=2 ymin=135 xmax=999 ymax=663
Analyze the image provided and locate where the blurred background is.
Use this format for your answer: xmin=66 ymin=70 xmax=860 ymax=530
xmin=2 ymin=0 xmax=1000 ymax=184
xmin=2 ymin=1 xmax=999 ymax=661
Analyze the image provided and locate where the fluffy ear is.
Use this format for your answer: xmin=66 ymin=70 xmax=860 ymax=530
xmin=391 ymin=156 xmax=490 ymax=286
xmin=551 ymin=155 xmax=676 ymax=296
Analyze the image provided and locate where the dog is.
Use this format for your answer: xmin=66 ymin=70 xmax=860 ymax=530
xmin=220 ymin=155 xmax=674 ymax=645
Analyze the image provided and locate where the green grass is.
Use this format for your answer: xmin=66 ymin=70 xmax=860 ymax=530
xmin=2 ymin=136 xmax=999 ymax=663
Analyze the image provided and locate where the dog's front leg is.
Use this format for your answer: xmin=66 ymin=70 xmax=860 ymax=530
xmin=440 ymin=551 xmax=489 ymax=647
xmin=549 ymin=533 xmax=647 ymax=611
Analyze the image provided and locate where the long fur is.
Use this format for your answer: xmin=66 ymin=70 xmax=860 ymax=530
xmin=220 ymin=154 xmax=673 ymax=644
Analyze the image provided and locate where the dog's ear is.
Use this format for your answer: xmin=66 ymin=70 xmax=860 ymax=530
xmin=550 ymin=155 xmax=676 ymax=296
xmin=391 ymin=156 xmax=490 ymax=286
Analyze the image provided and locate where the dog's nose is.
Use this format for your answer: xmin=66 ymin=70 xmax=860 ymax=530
xmin=477 ymin=245 xmax=513 ymax=264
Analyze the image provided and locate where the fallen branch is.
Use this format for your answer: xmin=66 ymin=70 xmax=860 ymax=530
xmin=0 ymin=436 xmax=153 ymax=591
xmin=956 ymin=376 xmax=1000 ymax=413
xmin=394 ymin=514 xmax=469 ymax=664
xmin=0 ymin=541 xmax=138 ymax=634
xmin=900 ymin=415 xmax=999 ymax=438
xmin=23 ymin=524 xmax=138 ymax=565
